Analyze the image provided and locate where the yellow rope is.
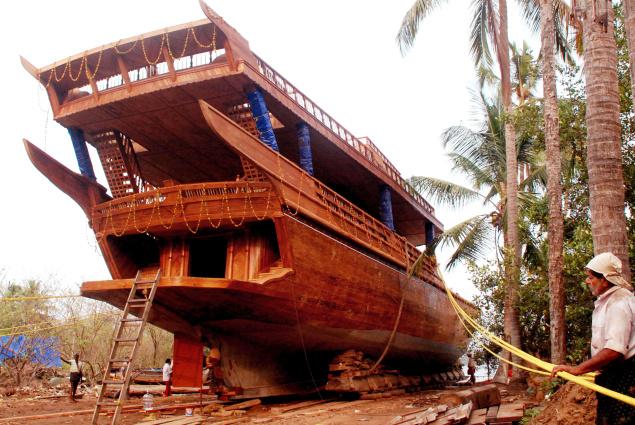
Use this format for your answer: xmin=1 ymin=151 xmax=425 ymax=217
xmin=0 ymin=311 xmax=117 ymax=333
xmin=439 ymin=268 xmax=635 ymax=407
xmin=454 ymin=295 xmax=594 ymax=381
xmin=0 ymin=312 xmax=119 ymax=337
xmin=0 ymin=295 xmax=81 ymax=302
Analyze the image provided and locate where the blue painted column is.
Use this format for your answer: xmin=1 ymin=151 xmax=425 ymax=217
xmin=379 ymin=185 xmax=395 ymax=231
xmin=67 ymin=127 xmax=96 ymax=180
xmin=296 ymin=122 xmax=314 ymax=175
xmin=246 ymin=87 xmax=279 ymax=151
xmin=425 ymin=221 xmax=435 ymax=248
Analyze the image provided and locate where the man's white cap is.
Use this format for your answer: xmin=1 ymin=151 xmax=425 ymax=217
xmin=586 ymin=252 xmax=633 ymax=291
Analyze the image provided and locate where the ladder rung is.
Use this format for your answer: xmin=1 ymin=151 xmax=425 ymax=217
xmin=102 ymin=380 xmax=124 ymax=385
xmin=135 ymin=279 xmax=157 ymax=284
xmin=128 ymin=298 xmax=148 ymax=304
xmin=97 ymin=401 xmax=120 ymax=406
xmin=121 ymin=318 xmax=143 ymax=322
xmin=114 ymin=337 xmax=139 ymax=343
xmin=109 ymin=358 xmax=131 ymax=363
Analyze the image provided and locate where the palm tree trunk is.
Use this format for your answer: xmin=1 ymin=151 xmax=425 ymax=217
xmin=582 ymin=2 xmax=632 ymax=282
xmin=624 ymin=0 xmax=635 ymax=101
xmin=540 ymin=0 xmax=566 ymax=365
xmin=498 ymin=0 xmax=523 ymax=374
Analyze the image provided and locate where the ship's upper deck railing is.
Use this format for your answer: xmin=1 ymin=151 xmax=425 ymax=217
xmin=255 ymin=56 xmax=436 ymax=217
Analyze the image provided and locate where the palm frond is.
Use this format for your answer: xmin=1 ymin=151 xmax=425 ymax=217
xmin=553 ymin=0 xmax=575 ymax=65
xmin=518 ymin=190 xmax=540 ymax=211
xmin=409 ymin=176 xmax=482 ymax=208
xmin=434 ymin=214 xmax=494 ymax=270
xmin=519 ymin=163 xmax=547 ymax=192
xmin=516 ymin=0 xmax=541 ymax=35
xmin=441 ymin=126 xmax=488 ymax=163
xmin=470 ymin=0 xmax=494 ymax=67
xmin=397 ymin=0 xmax=449 ymax=55
xmin=447 ymin=152 xmax=495 ymax=190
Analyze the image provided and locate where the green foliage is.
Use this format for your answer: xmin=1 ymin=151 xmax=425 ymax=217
xmin=0 ymin=277 xmax=173 ymax=387
xmin=461 ymin=4 xmax=635 ymax=367
xmin=520 ymin=407 xmax=542 ymax=424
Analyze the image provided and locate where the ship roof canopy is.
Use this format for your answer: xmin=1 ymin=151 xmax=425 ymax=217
xmin=21 ymin=4 xmax=443 ymax=245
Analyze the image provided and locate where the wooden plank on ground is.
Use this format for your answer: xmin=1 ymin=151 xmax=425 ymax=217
xmin=154 ymin=415 xmax=203 ymax=425
xmin=467 ymin=408 xmax=487 ymax=425
xmin=133 ymin=418 xmax=178 ymax=425
xmin=224 ymin=398 xmax=261 ymax=411
xmin=439 ymin=384 xmax=500 ymax=410
xmin=144 ymin=400 xmax=218 ymax=413
xmin=295 ymin=399 xmax=372 ymax=416
xmin=0 ymin=403 xmax=142 ymax=423
xmin=269 ymin=399 xmax=332 ymax=414
xmin=491 ymin=403 xmax=524 ymax=423
xmin=485 ymin=405 xmax=499 ymax=423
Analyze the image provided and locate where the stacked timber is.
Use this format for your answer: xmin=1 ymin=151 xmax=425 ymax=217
xmin=325 ymin=350 xmax=463 ymax=395
xmin=389 ymin=385 xmax=526 ymax=425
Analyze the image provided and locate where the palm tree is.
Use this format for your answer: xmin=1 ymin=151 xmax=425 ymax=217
xmin=410 ymin=91 xmax=543 ymax=273
xmin=397 ymin=0 xmax=523 ymax=368
xmin=576 ymin=1 xmax=631 ymax=281
xmin=623 ymin=0 xmax=635 ymax=103
xmin=539 ymin=0 xmax=565 ymax=365
xmin=510 ymin=41 xmax=540 ymax=106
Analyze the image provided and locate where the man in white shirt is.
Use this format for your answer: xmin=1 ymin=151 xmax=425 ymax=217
xmin=552 ymin=252 xmax=634 ymax=424
xmin=162 ymin=358 xmax=172 ymax=397
xmin=61 ymin=353 xmax=83 ymax=401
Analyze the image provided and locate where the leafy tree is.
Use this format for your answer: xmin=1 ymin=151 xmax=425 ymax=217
xmin=410 ymin=89 xmax=543 ymax=270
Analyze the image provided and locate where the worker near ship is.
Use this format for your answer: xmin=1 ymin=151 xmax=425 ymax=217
xmin=551 ymin=252 xmax=635 ymax=425
xmin=60 ymin=353 xmax=83 ymax=401
xmin=162 ymin=358 xmax=172 ymax=397
xmin=467 ymin=353 xmax=476 ymax=384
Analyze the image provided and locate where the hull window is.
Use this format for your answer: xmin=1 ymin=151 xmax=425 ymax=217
xmin=190 ymin=237 xmax=228 ymax=278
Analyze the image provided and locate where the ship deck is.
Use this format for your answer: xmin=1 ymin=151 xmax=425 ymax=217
xmin=22 ymin=11 xmax=441 ymax=246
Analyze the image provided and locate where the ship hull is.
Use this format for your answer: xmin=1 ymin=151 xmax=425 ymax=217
xmin=82 ymin=213 xmax=468 ymax=396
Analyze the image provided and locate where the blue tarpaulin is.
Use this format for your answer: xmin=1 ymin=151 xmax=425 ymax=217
xmin=0 ymin=335 xmax=62 ymax=367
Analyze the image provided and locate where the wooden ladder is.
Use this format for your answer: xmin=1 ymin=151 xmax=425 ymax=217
xmin=91 ymin=268 xmax=161 ymax=425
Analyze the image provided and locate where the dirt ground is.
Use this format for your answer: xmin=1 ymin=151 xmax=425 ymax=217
xmin=527 ymin=382 xmax=597 ymax=425
xmin=0 ymin=383 xmax=537 ymax=425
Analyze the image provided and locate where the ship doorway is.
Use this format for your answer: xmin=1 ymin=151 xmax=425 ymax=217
xmin=189 ymin=236 xmax=228 ymax=278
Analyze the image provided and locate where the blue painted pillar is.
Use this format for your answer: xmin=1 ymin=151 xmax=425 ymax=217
xmin=425 ymin=221 xmax=435 ymax=247
xmin=296 ymin=122 xmax=314 ymax=176
xmin=246 ymin=87 xmax=279 ymax=152
xmin=379 ymin=185 xmax=395 ymax=231
xmin=67 ymin=127 xmax=96 ymax=180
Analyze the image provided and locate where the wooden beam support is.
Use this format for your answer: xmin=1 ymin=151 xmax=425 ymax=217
xmin=116 ymin=56 xmax=132 ymax=92
xmin=162 ymin=46 xmax=177 ymax=81
xmin=21 ymin=57 xmax=62 ymax=115
xmin=89 ymin=75 xmax=99 ymax=100
xmin=223 ymin=40 xmax=237 ymax=71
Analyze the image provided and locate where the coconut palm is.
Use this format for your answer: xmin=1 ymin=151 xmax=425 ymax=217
xmin=398 ymin=0 xmax=523 ymax=365
xmin=510 ymin=41 xmax=540 ymax=105
xmin=409 ymin=91 xmax=543 ymax=272
xmin=537 ymin=0 xmax=566 ymax=364
xmin=622 ymin=1 xmax=635 ymax=104
xmin=574 ymin=1 xmax=631 ymax=281
xmin=398 ymin=0 xmax=575 ymax=367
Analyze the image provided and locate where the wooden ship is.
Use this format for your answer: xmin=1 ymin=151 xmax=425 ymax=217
xmin=21 ymin=2 xmax=473 ymax=397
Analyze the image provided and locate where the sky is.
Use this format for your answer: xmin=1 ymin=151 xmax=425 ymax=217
xmin=0 ymin=0 xmax=536 ymax=297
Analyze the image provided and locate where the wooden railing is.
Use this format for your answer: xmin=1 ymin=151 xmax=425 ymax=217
xmin=313 ymin=180 xmax=441 ymax=287
xmin=91 ymin=181 xmax=275 ymax=236
xmin=254 ymin=56 xmax=436 ymax=217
